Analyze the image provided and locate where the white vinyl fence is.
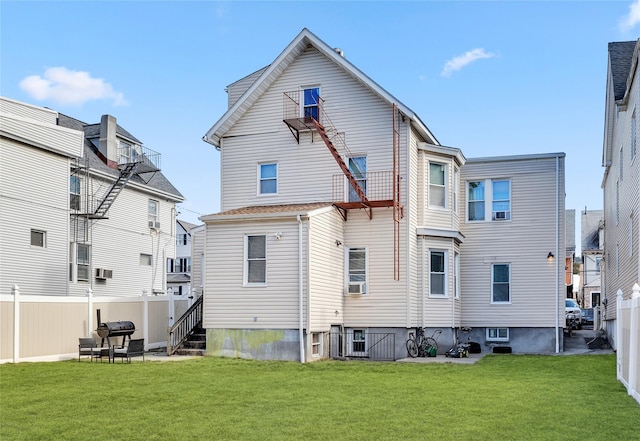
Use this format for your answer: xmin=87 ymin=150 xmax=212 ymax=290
xmin=1 ymin=285 xmax=192 ymax=363
xmin=616 ymin=283 xmax=640 ymax=405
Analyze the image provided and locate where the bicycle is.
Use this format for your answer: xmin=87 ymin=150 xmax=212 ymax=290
xmin=406 ymin=328 xmax=441 ymax=358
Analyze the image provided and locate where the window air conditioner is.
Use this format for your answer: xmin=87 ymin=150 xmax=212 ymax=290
xmin=148 ymin=221 xmax=161 ymax=229
xmin=95 ymin=268 xmax=113 ymax=279
xmin=492 ymin=211 xmax=510 ymax=221
xmin=348 ymin=282 xmax=367 ymax=295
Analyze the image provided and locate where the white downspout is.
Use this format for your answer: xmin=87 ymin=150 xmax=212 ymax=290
xmin=297 ymin=215 xmax=305 ymax=363
xmin=555 ymin=156 xmax=560 ymax=353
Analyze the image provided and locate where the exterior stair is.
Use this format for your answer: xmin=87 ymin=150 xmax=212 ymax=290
xmin=90 ymin=162 xmax=139 ymax=219
xmin=172 ymin=326 xmax=206 ymax=356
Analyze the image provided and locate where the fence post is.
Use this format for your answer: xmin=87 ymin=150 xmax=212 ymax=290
xmin=12 ymin=285 xmax=20 ymax=364
xmin=86 ymin=288 xmax=93 ymax=338
xmin=629 ymin=283 xmax=639 ymax=399
xmin=616 ymin=289 xmax=623 ymax=381
xmin=142 ymin=289 xmax=148 ymax=350
xmin=168 ymin=287 xmax=174 ymax=327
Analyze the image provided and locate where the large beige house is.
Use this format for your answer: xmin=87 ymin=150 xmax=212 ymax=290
xmin=201 ymin=28 xmax=566 ymax=361
xmin=0 ymin=97 xmax=183 ymax=362
xmin=601 ymin=39 xmax=640 ymax=347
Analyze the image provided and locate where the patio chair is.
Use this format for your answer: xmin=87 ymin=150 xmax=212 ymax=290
xmin=78 ymin=337 xmax=101 ymax=362
xmin=110 ymin=338 xmax=145 ymax=363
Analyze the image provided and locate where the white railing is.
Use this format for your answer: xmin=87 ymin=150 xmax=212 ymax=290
xmin=616 ymin=283 xmax=640 ymax=405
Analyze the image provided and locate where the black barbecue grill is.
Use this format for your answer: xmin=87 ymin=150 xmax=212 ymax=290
xmin=96 ymin=310 xmax=135 ymax=348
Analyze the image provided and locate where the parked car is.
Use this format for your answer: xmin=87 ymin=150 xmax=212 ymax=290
xmin=581 ymin=308 xmax=594 ymax=326
xmin=565 ymin=298 xmax=582 ymax=329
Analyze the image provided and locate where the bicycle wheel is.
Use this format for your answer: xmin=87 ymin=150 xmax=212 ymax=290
xmin=423 ymin=337 xmax=438 ymax=355
xmin=406 ymin=339 xmax=419 ymax=358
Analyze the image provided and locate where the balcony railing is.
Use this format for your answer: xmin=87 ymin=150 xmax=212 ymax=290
xmin=118 ymin=144 xmax=161 ymax=173
xmin=332 ymin=171 xmax=395 ymax=206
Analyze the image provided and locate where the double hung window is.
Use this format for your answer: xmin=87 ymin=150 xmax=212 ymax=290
xmin=429 ymin=162 xmax=446 ymax=208
xmin=246 ymin=235 xmax=266 ymax=284
xmin=70 ymin=176 xmax=81 ymax=210
xmin=491 ymin=263 xmax=510 ymax=303
xmin=467 ymin=179 xmax=511 ymax=221
xmin=429 ymin=250 xmax=447 ymax=296
xmin=348 ymin=156 xmax=367 ymax=202
xmin=303 ymin=87 xmax=320 ymax=121
xmin=259 ymin=163 xmax=277 ymax=195
xmin=148 ymin=200 xmax=159 ymax=227
xmin=77 ymin=244 xmax=90 ymax=281
xmin=347 ymin=247 xmax=367 ymax=294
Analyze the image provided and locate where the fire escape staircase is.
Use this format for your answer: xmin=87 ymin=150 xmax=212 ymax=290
xmin=90 ymin=162 xmax=139 ymax=219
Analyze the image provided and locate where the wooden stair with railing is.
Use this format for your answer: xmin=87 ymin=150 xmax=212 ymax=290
xmin=167 ymin=295 xmax=205 ymax=356
xmin=172 ymin=326 xmax=206 ymax=356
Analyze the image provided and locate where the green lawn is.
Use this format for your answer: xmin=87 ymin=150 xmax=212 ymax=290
xmin=1 ymin=354 xmax=638 ymax=440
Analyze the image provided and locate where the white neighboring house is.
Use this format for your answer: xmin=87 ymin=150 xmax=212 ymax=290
xmin=167 ymin=219 xmax=199 ymax=296
xmin=601 ymin=39 xmax=640 ymax=346
xmin=0 ymin=96 xmax=184 ymax=299
xmin=200 ymin=28 xmax=565 ymax=362
xmin=580 ymin=209 xmax=604 ymax=309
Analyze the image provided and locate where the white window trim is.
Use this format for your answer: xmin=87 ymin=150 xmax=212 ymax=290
xmin=428 ymin=162 xmax=447 ymax=210
xmin=257 ymin=162 xmax=278 ymax=196
xmin=491 ymin=263 xmax=511 ymax=304
xmin=300 ymin=85 xmax=321 ymax=122
xmin=453 ymin=167 xmax=459 ymax=214
xmin=148 ymin=199 xmax=159 ymax=226
xmin=347 ymin=329 xmax=367 ymax=356
xmin=454 ymin=252 xmax=460 ymax=299
xmin=429 ymin=249 xmax=448 ymax=298
xmin=466 ymin=179 xmax=511 ymax=222
xmin=311 ymin=332 xmax=322 ymax=357
xmin=244 ymin=234 xmax=267 ymax=287
xmin=347 ymin=156 xmax=367 ymax=203
xmin=486 ymin=327 xmax=509 ymax=342
xmin=346 ymin=246 xmax=368 ymax=295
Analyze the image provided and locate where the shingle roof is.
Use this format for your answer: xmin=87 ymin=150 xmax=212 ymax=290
xmin=203 ymin=202 xmax=335 ymax=219
xmin=57 ymin=113 xmax=183 ymax=200
xmin=608 ymin=41 xmax=637 ymax=101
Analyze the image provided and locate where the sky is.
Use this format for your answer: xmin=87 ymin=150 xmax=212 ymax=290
xmin=2 ymin=0 xmax=639 ymax=254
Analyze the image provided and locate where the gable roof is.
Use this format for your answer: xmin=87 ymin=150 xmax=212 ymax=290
xmin=203 ymin=28 xmax=439 ymax=149
xmin=608 ymin=40 xmax=638 ymax=102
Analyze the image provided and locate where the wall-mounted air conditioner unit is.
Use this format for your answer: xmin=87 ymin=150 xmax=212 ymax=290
xmin=148 ymin=221 xmax=161 ymax=229
xmin=492 ymin=211 xmax=510 ymax=221
xmin=348 ymin=282 xmax=367 ymax=295
xmin=95 ymin=268 xmax=113 ymax=279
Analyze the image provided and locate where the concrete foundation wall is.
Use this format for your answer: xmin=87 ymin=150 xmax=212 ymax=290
xmin=206 ymin=329 xmax=301 ymax=361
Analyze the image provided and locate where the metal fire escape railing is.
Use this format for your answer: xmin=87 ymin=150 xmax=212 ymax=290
xmin=283 ymin=90 xmax=371 ymax=217
xmin=87 ymin=145 xmax=161 ymax=219
xmin=167 ymin=295 xmax=203 ymax=356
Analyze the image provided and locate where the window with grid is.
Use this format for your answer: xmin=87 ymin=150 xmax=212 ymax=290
xmin=77 ymin=244 xmax=90 ymax=281
xmin=347 ymin=247 xmax=367 ymax=294
xmin=70 ymin=176 xmax=80 ymax=210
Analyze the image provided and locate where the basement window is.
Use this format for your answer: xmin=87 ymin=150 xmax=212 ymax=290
xmin=486 ymin=328 xmax=509 ymax=342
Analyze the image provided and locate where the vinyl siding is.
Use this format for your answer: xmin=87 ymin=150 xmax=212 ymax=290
xmin=203 ymin=218 xmax=306 ymax=329
xmin=0 ymin=139 xmax=70 ymax=296
xmin=0 ymin=97 xmax=58 ymax=125
xmin=68 ymin=178 xmax=177 ymax=297
xmin=308 ymin=209 xmax=344 ymax=330
xmin=220 ymin=46 xmax=401 ymax=211
xmin=191 ymin=225 xmax=206 ymax=296
xmin=343 ymin=209 xmax=407 ymax=327
xmin=459 ymin=155 xmax=565 ymax=327
xmin=0 ymin=111 xmax=83 ymax=158
xmin=602 ymin=62 xmax=640 ymax=312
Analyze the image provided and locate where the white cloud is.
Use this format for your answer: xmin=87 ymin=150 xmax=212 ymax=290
xmin=441 ymin=48 xmax=496 ymax=78
xmin=619 ymin=0 xmax=640 ymax=31
xmin=19 ymin=67 xmax=127 ymax=106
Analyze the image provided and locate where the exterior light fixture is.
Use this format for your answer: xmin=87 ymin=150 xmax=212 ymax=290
xmin=547 ymin=252 xmax=554 ymax=260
